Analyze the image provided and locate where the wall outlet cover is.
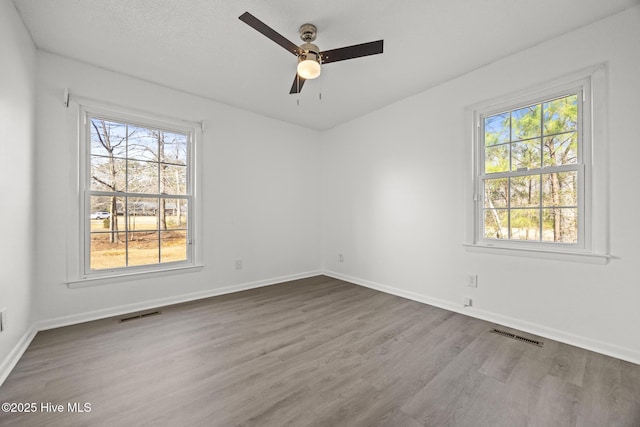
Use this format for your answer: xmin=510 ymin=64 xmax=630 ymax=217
xmin=467 ymin=274 xmax=478 ymax=288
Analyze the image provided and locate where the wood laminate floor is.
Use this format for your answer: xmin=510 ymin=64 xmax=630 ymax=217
xmin=1 ymin=276 xmax=639 ymax=426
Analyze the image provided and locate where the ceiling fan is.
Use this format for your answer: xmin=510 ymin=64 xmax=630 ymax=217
xmin=239 ymin=12 xmax=384 ymax=94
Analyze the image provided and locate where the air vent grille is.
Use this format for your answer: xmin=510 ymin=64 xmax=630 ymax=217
xmin=119 ymin=311 xmax=161 ymax=323
xmin=490 ymin=328 xmax=543 ymax=347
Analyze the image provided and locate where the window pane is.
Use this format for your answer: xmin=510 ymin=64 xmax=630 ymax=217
xmin=543 ymin=132 xmax=577 ymax=167
xmin=128 ymin=160 xmax=159 ymax=194
xmin=160 ymin=164 xmax=187 ymax=195
xmin=90 ymin=195 xmax=110 ymax=221
xmin=90 ymin=195 xmax=123 ymax=226
xmin=511 ymin=104 xmax=541 ymax=141
xmin=485 ymin=144 xmax=509 ymax=173
xmin=128 ymin=127 xmax=158 ymax=162
xmin=510 ymin=209 xmax=540 ymax=240
xmin=128 ymin=231 xmax=159 ymax=266
xmin=127 ymin=197 xmax=159 ymax=231
xmin=164 ymin=199 xmax=188 ymax=230
xmin=511 ymin=138 xmax=541 ymax=171
xmin=160 ymin=132 xmax=188 ymax=165
xmin=90 ymin=232 xmax=126 ymax=270
xmin=484 ymin=178 xmax=508 ymax=209
xmin=161 ymin=231 xmax=187 ymax=263
xmin=90 ymin=119 xmax=128 ymax=158
xmin=91 ymin=155 xmax=126 ymax=192
xmin=89 ymin=209 xmax=111 ymax=231
xmin=543 ymin=94 xmax=577 ymax=135
xmin=510 ymin=175 xmax=540 ymax=208
xmin=484 ymin=209 xmax=508 ymax=239
xmin=90 ymin=156 xmax=111 ymax=192
xmin=542 ymin=172 xmax=577 ymax=207
xmin=542 ymin=208 xmax=577 ymax=243
xmin=484 ymin=112 xmax=510 ymax=146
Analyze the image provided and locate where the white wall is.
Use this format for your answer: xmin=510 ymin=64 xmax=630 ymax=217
xmin=33 ymin=53 xmax=321 ymax=325
xmin=321 ymin=6 xmax=640 ymax=363
xmin=0 ymin=0 xmax=37 ymax=380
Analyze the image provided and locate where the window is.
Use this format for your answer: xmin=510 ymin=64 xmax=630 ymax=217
xmin=81 ymin=107 xmax=197 ymax=277
xmin=466 ymin=66 xmax=609 ymax=263
xmin=481 ymin=92 xmax=582 ymax=244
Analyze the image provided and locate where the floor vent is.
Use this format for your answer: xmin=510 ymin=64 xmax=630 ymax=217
xmin=119 ymin=311 xmax=162 ymax=323
xmin=490 ymin=328 xmax=543 ymax=347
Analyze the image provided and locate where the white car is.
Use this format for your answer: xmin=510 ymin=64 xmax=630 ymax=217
xmin=90 ymin=211 xmax=110 ymax=220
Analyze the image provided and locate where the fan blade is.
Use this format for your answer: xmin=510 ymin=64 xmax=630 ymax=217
xmin=239 ymin=12 xmax=301 ymax=56
xmin=289 ymin=74 xmax=306 ymax=94
xmin=321 ymin=40 xmax=383 ymax=64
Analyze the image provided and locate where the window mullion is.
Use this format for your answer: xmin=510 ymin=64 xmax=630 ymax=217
xmin=481 ymin=164 xmax=579 ymax=180
xmin=125 ymin=196 xmax=129 ymax=267
xmin=538 ymin=173 xmax=543 ymax=241
xmin=507 ymin=177 xmax=512 ymax=239
xmin=157 ymin=196 xmax=161 ymax=264
xmin=124 ymin=124 xmax=129 ymax=267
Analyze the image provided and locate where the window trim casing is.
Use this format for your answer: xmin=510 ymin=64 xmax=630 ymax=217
xmin=70 ymin=102 xmax=203 ymax=285
xmin=464 ymin=64 xmax=609 ymax=264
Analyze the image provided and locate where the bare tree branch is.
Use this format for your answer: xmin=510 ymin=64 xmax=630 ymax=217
xmin=91 ymin=175 xmax=115 ymax=191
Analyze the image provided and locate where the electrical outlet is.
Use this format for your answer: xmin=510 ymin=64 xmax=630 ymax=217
xmin=338 ymin=253 xmax=344 ymax=263
xmin=0 ymin=308 xmax=5 ymax=332
xmin=235 ymin=260 xmax=243 ymax=270
xmin=463 ymin=297 xmax=473 ymax=307
xmin=467 ymin=274 xmax=478 ymax=288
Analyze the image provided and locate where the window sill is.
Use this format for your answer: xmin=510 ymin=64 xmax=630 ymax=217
xmin=67 ymin=264 xmax=204 ymax=288
xmin=463 ymin=243 xmax=609 ymax=264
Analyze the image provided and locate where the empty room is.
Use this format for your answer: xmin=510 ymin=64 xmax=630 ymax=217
xmin=1 ymin=0 xmax=639 ymax=425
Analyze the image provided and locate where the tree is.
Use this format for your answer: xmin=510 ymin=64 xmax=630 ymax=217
xmin=91 ymin=119 xmax=137 ymax=243
xmin=483 ymin=94 xmax=578 ymax=242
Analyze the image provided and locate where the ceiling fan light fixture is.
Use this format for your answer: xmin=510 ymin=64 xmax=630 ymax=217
xmin=297 ymin=50 xmax=321 ymax=80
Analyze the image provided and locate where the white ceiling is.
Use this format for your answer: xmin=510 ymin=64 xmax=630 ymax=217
xmin=12 ymin=0 xmax=640 ymax=130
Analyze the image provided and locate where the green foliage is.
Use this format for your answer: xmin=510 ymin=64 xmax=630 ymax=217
xmin=483 ymin=94 xmax=579 ymax=242
xmin=511 ymin=104 xmax=541 ymax=141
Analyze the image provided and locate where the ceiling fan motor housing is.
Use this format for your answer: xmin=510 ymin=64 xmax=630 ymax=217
xmin=299 ymin=23 xmax=317 ymax=42
xmin=299 ymin=42 xmax=321 ymax=59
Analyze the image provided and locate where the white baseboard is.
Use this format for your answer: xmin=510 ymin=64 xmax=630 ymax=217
xmin=323 ymin=270 xmax=640 ymax=366
xmin=38 ymin=270 xmax=323 ymax=331
xmin=0 ymin=326 xmax=37 ymax=388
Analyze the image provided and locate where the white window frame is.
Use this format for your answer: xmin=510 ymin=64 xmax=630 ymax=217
xmin=464 ymin=65 xmax=609 ymax=264
xmin=68 ymin=102 xmax=203 ymax=286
